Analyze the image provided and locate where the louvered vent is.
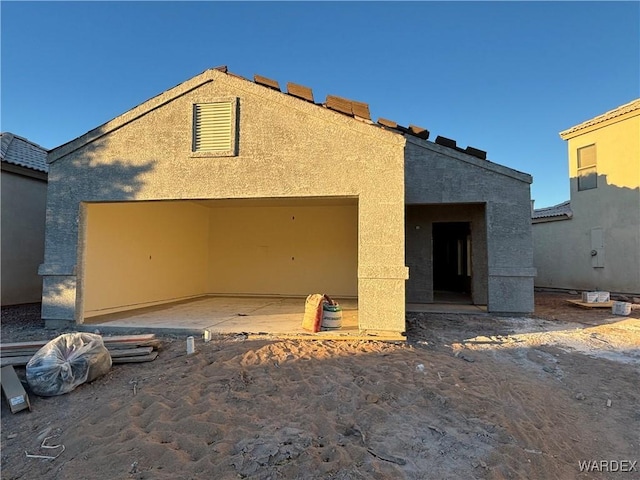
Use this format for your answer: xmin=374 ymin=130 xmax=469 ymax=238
xmin=193 ymin=102 xmax=233 ymax=152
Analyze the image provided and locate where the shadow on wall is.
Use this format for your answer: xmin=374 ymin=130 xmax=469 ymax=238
xmin=567 ymin=174 xmax=639 ymax=224
xmin=533 ymin=174 xmax=640 ymax=293
xmin=44 ymin=128 xmax=158 ymax=297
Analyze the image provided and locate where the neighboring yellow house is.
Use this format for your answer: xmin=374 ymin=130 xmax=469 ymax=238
xmin=533 ymin=99 xmax=640 ymax=294
xmin=1 ymin=133 xmax=49 ymax=305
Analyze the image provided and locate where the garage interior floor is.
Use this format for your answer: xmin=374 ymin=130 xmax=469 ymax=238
xmin=82 ymin=295 xmax=487 ymax=338
xmin=84 ymin=296 xmax=359 ymax=336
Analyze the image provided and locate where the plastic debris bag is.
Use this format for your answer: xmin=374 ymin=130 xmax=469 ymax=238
xmin=26 ymin=332 xmax=112 ymax=397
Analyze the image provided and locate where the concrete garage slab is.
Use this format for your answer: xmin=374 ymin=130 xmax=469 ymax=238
xmin=84 ymin=296 xmax=360 ymax=336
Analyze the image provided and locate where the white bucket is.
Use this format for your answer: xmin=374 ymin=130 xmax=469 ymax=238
xmin=321 ymin=304 xmax=343 ymax=330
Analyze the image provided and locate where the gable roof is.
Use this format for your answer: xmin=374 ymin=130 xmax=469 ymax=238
xmin=49 ymin=66 xmax=496 ymax=165
xmin=532 ymin=200 xmax=572 ymax=223
xmin=0 ymin=132 xmax=48 ymax=173
xmin=560 ymin=98 xmax=640 ymax=139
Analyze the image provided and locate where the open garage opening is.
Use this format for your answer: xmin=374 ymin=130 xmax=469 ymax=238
xmin=77 ymin=197 xmax=358 ymax=332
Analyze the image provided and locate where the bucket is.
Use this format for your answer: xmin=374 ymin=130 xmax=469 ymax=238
xmin=321 ymin=304 xmax=343 ymax=330
xmin=612 ymin=302 xmax=631 ymax=316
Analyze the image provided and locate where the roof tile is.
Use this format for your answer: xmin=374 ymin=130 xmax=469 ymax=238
xmin=532 ymin=200 xmax=572 ymax=220
xmin=560 ymin=98 xmax=640 ymax=137
xmin=0 ymin=133 xmax=48 ymax=173
xmin=254 ymin=74 xmax=281 ymax=91
xmin=286 ymin=82 xmax=314 ymax=103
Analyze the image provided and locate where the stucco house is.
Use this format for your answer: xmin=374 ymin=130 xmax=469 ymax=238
xmin=40 ymin=66 xmax=535 ymax=333
xmin=1 ymin=133 xmax=49 ymax=305
xmin=533 ymin=98 xmax=640 ymax=295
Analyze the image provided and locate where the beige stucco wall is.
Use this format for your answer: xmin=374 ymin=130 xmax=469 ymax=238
xmin=533 ymin=109 xmax=640 ymax=294
xmin=81 ymin=201 xmax=209 ymax=317
xmin=42 ymin=69 xmax=407 ymax=332
xmin=207 ymin=200 xmax=357 ymax=297
xmin=1 ymin=170 xmax=48 ymax=305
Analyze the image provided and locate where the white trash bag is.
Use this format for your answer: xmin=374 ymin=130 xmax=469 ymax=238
xmin=26 ymin=332 xmax=112 ymax=396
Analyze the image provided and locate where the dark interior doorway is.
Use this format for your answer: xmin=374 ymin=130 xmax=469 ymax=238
xmin=433 ymin=222 xmax=471 ymax=302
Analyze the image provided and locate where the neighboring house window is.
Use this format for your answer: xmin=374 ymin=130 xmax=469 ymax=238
xmin=577 ymin=144 xmax=597 ymax=191
xmin=192 ymin=100 xmax=237 ymax=155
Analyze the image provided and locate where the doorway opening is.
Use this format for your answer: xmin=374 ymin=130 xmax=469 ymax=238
xmin=432 ymin=222 xmax=472 ymax=303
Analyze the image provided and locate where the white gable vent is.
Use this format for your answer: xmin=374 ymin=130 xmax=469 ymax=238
xmin=192 ymin=101 xmax=236 ymax=154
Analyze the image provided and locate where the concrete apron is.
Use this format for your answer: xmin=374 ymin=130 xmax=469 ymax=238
xmin=77 ymin=296 xmax=485 ymax=340
xmin=79 ymin=296 xmax=384 ymax=340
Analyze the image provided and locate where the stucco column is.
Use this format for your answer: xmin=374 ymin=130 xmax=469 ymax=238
xmin=357 ymin=197 xmax=408 ymax=334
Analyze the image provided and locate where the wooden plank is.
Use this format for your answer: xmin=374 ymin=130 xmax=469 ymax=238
xmin=567 ymin=299 xmax=614 ymax=309
xmin=2 ymin=349 xmax=159 ymax=368
xmin=104 ymin=340 xmax=162 ymax=350
xmin=112 ymin=351 xmax=159 ymax=364
xmin=0 ymin=349 xmax=40 ymax=358
xmin=102 ymin=334 xmax=157 ymax=343
xmin=108 ymin=347 xmax=154 ymax=358
xmin=1 ymin=343 xmax=160 ymax=359
xmin=0 ymin=340 xmax=50 ymax=351
xmin=0 ymin=356 xmax=32 ymax=368
xmin=0 ymin=334 xmax=157 ymax=352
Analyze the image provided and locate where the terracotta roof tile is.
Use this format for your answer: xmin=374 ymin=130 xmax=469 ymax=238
xmin=325 ymin=95 xmax=356 ymax=116
xmin=377 ymin=118 xmax=398 ymax=129
xmin=254 ymin=74 xmax=281 ymax=91
xmin=408 ymin=125 xmax=429 ymax=140
xmin=286 ymin=82 xmax=314 ymax=103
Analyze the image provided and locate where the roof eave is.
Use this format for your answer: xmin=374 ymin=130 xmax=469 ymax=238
xmin=559 ymin=99 xmax=640 ymax=140
xmin=404 ymin=135 xmax=533 ymax=184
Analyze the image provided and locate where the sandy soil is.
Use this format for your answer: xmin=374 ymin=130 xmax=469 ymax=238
xmin=1 ymin=292 xmax=639 ymax=479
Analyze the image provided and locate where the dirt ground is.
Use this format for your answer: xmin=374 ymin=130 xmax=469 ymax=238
xmin=1 ymin=291 xmax=639 ymax=480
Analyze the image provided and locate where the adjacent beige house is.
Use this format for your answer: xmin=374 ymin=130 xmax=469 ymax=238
xmin=533 ymin=98 xmax=640 ymax=294
xmin=40 ymin=67 xmax=536 ymax=332
xmin=1 ymin=133 xmax=49 ymax=305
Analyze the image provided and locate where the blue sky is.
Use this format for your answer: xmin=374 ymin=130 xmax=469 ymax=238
xmin=2 ymin=1 xmax=638 ymax=207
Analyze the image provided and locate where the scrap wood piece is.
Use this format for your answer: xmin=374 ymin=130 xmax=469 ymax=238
xmin=112 ymin=351 xmax=159 ymax=364
xmin=0 ymin=348 xmax=41 ymax=358
xmin=1 ymin=356 xmax=33 ymax=368
xmin=0 ymin=340 xmax=51 ymax=352
xmin=566 ymin=299 xmax=614 ymax=309
xmin=105 ymin=339 xmax=162 ymax=350
xmin=108 ymin=347 xmax=154 ymax=358
xmin=101 ymin=334 xmax=157 ymax=342
xmin=1 ymin=334 xmax=158 ymax=352
xmin=2 ymin=348 xmax=158 ymax=368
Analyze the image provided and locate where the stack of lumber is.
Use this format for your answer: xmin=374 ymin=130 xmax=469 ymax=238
xmin=0 ymin=334 xmax=162 ymax=368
